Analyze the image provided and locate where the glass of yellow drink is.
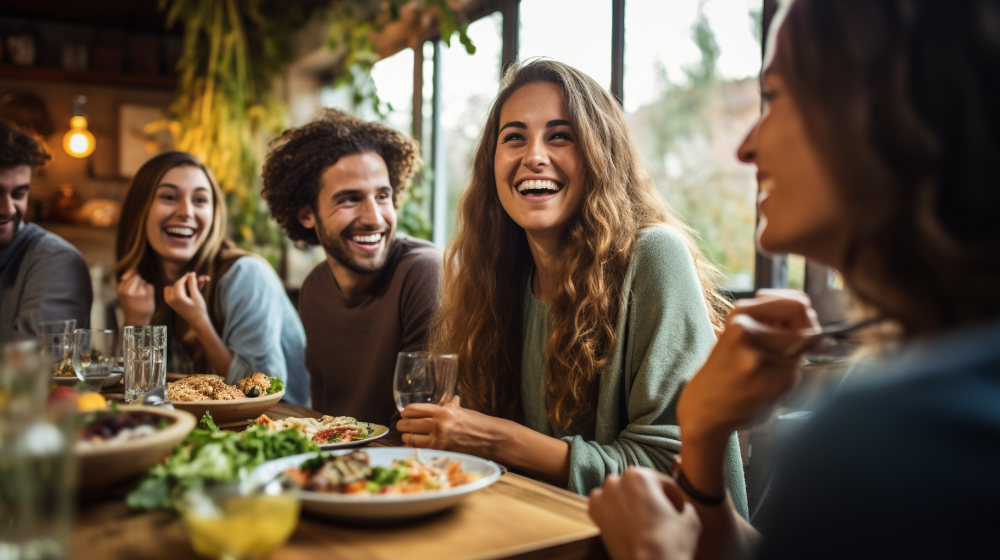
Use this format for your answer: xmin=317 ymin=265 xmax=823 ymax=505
xmin=175 ymin=478 xmax=300 ymax=560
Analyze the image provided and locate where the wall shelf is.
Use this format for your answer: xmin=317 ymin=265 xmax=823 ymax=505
xmin=0 ymin=63 xmax=176 ymax=90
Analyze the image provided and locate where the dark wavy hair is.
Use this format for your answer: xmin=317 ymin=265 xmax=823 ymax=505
xmin=772 ymin=0 xmax=1000 ymax=336
xmin=0 ymin=120 xmax=50 ymax=170
xmin=261 ymin=108 xmax=421 ymax=245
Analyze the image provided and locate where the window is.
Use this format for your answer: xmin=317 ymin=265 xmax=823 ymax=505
xmin=432 ymin=13 xmax=503 ymax=245
xmin=518 ymin=0 xmax=612 ymax=89
xmin=624 ymin=0 xmax=762 ymax=291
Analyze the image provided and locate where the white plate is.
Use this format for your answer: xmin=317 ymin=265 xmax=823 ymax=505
xmin=318 ymin=423 xmax=390 ymax=450
xmin=51 ymin=371 xmax=122 ymax=389
xmin=249 ymin=447 xmax=503 ymax=521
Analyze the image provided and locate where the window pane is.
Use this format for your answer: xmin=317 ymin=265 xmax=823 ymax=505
xmin=370 ymin=48 xmax=414 ymax=133
xmin=435 ymin=13 xmax=503 ymax=244
xmin=518 ymin=0 xmax=612 ymax=89
xmin=624 ymin=0 xmax=762 ymax=291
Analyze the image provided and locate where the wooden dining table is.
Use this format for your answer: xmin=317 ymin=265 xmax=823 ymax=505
xmin=73 ymin=402 xmax=608 ymax=560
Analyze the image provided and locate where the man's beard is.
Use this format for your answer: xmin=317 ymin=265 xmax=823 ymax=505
xmin=315 ymin=222 xmax=393 ymax=276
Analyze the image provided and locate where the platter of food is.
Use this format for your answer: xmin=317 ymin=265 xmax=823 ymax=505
xmin=249 ymin=447 xmax=503 ymax=521
xmin=254 ymin=414 xmax=389 ymax=449
xmin=76 ymin=405 xmax=196 ymax=489
xmin=168 ymin=373 xmax=284 ymax=424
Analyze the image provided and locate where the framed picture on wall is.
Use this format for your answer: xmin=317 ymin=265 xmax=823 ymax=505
xmin=118 ymin=103 xmax=173 ymax=177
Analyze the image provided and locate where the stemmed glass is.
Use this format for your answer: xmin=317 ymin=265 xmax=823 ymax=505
xmin=71 ymin=329 xmax=116 ymax=391
xmin=392 ymin=352 xmax=458 ymax=411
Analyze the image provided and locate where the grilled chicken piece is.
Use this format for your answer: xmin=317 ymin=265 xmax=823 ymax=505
xmin=316 ymin=450 xmax=371 ymax=487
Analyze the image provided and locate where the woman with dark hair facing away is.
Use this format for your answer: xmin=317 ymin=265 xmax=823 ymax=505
xmin=588 ymin=0 xmax=1000 ymax=558
xmin=115 ymin=151 xmax=309 ymax=406
xmin=396 ymin=59 xmax=748 ymax=509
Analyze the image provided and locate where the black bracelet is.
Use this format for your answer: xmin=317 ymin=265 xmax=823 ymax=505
xmin=674 ymin=466 xmax=726 ymax=506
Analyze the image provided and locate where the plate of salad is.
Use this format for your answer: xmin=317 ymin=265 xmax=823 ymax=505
xmin=248 ymin=447 xmax=503 ymax=521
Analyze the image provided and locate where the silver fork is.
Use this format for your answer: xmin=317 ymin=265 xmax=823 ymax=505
xmin=782 ymin=316 xmax=886 ymax=358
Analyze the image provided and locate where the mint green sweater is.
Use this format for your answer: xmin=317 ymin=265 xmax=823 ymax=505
xmin=520 ymin=227 xmax=748 ymax=516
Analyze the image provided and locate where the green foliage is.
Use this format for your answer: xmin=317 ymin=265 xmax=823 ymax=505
xmin=324 ymin=0 xmax=475 ymax=118
xmin=159 ymin=0 xmax=316 ymax=268
xmin=397 ymin=166 xmax=434 ymax=241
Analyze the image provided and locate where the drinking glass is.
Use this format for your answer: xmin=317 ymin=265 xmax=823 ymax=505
xmin=35 ymin=319 xmax=76 ymax=377
xmin=122 ymin=325 xmax=167 ymax=404
xmin=72 ymin=329 xmax=116 ymax=391
xmin=392 ymin=352 xmax=458 ymax=411
xmin=175 ymin=478 xmax=300 ymax=560
xmin=1 ymin=339 xmax=77 ymax=559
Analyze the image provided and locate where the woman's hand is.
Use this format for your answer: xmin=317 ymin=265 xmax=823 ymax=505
xmin=117 ymin=269 xmax=155 ymax=326
xmin=163 ymin=272 xmax=211 ymax=327
xmin=589 ymin=467 xmax=701 ymax=560
xmin=396 ymin=397 xmax=507 ymax=458
xmin=678 ymin=289 xmax=819 ymax=444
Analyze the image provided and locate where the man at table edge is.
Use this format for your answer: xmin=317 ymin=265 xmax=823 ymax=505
xmin=262 ymin=109 xmax=442 ymax=426
xmin=0 ymin=120 xmax=92 ymax=338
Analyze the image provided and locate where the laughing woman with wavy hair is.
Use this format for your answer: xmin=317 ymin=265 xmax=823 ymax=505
xmin=397 ymin=59 xmax=746 ymax=510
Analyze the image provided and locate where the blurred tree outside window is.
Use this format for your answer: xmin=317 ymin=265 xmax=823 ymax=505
xmin=624 ymin=0 xmax=763 ymax=292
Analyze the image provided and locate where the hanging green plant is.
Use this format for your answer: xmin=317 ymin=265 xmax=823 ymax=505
xmin=159 ymin=0 xmax=320 ymax=268
xmin=324 ymin=0 xmax=476 ymax=117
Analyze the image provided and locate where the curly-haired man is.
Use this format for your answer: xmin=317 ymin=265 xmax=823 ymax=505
xmin=1 ymin=120 xmax=92 ymax=337
xmin=262 ymin=109 xmax=441 ymax=424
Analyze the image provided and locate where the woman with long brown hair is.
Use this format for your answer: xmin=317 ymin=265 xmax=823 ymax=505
xmin=397 ymin=59 xmax=746 ymax=508
xmin=115 ymin=151 xmax=309 ymax=405
xmin=589 ymin=0 xmax=1000 ymax=558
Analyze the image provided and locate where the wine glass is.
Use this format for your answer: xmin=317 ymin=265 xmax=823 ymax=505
xmin=71 ymin=329 xmax=116 ymax=391
xmin=392 ymin=352 xmax=458 ymax=411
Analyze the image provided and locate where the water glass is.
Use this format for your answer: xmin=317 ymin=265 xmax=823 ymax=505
xmin=393 ymin=352 xmax=458 ymax=412
xmin=1 ymin=339 xmax=77 ymax=559
xmin=35 ymin=319 xmax=76 ymax=377
xmin=122 ymin=325 xmax=167 ymax=404
xmin=72 ymin=329 xmax=116 ymax=391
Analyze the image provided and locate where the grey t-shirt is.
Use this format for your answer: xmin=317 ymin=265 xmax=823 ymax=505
xmin=0 ymin=222 xmax=92 ymax=338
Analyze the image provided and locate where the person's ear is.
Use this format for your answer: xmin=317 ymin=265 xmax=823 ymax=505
xmin=297 ymin=205 xmax=316 ymax=229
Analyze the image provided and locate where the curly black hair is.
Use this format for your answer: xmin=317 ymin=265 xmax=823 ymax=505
xmin=261 ymin=109 xmax=422 ymax=244
xmin=0 ymin=120 xmax=51 ymax=170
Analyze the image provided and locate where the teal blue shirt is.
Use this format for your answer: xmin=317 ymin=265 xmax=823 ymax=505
xmin=520 ymin=227 xmax=747 ymax=516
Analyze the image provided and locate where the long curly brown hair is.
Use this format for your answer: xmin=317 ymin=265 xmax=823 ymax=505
xmin=261 ymin=108 xmax=421 ymax=245
xmin=774 ymin=0 xmax=1000 ymax=336
xmin=432 ymin=59 xmax=729 ymax=430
